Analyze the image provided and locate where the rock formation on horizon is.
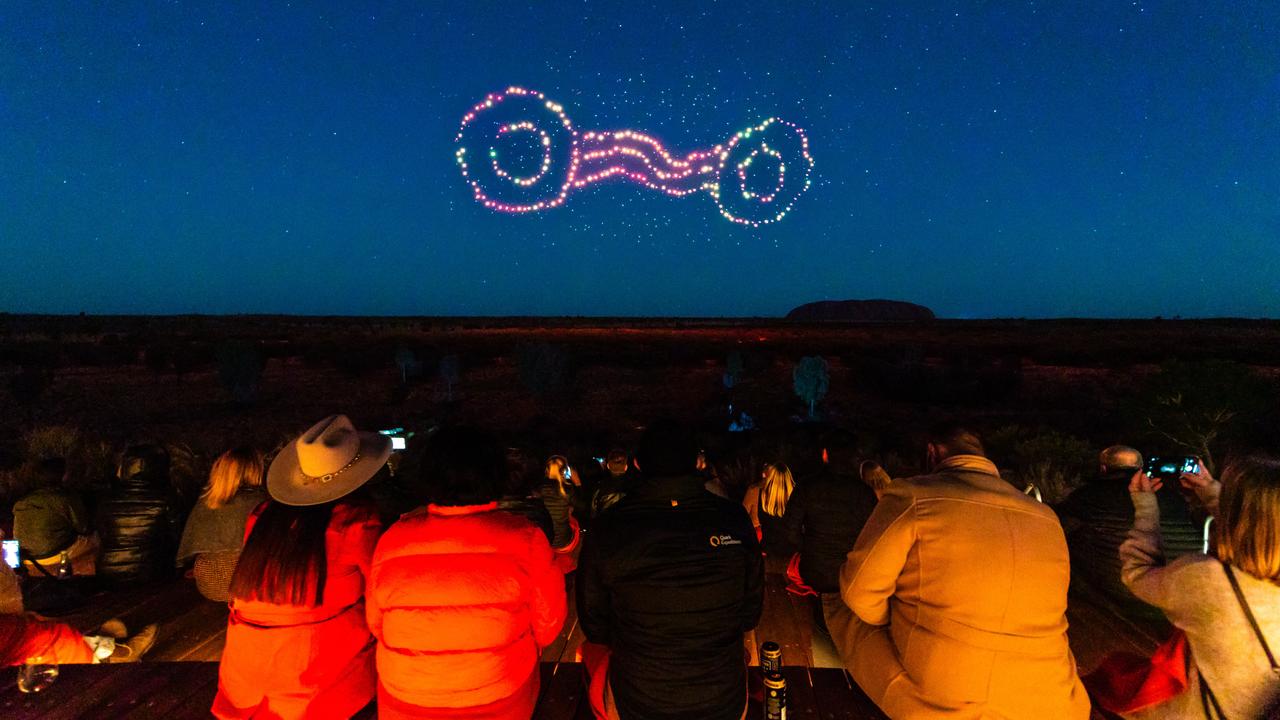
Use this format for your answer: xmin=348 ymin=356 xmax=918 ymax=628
xmin=785 ymin=299 xmax=935 ymax=323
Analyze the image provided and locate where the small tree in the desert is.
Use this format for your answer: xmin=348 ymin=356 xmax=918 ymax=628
xmin=793 ymin=355 xmax=830 ymax=420
xmin=394 ymin=347 xmax=419 ymax=385
xmin=438 ymin=354 xmax=460 ymax=402
xmin=1131 ymin=359 xmax=1274 ymax=474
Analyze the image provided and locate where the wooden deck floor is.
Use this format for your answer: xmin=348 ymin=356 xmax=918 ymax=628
xmin=24 ymin=571 xmax=1168 ymax=718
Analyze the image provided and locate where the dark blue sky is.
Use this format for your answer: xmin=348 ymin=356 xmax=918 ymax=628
xmin=2 ymin=1 xmax=1277 ymax=318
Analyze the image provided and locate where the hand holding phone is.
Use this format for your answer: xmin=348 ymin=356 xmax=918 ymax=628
xmin=1128 ymin=470 xmax=1163 ymax=495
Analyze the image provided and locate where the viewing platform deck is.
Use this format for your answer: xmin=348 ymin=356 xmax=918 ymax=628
xmin=2 ymin=572 xmax=1167 ymax=718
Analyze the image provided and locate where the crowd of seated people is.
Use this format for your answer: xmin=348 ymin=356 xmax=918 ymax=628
xmin=3 ymin=411 xmax=1278 ymax=719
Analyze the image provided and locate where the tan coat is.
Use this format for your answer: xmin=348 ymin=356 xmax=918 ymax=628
xmin=834 ymin=456 xmax=1090 ymax=719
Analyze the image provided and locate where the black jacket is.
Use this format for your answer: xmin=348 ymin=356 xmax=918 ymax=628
xmin=1056 ymin=471 xmax=1205 ymax=610
xmin=784 ymin=471 xmax=878 ymax=593
xmin=96 ymin=474 xmax=180 ymax=583
xmin=578 ymin=474 xmax=764 ymax=720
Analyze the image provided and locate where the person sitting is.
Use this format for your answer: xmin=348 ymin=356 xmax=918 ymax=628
xmin=1115 ymin=455 xmax=1280 ymax=717
xmin=213 ymin=415 xmax=387 ymax=719
xmin=860 ymin=460 xmax=893 ymax=499
xmin=1056 ymin=445 xmax=1203 ymax=613
xmin=0 ymin=614 xmax=157 ymax=665
xmin=577 ymin=419 xmax=763 ymax=720
xmin=13 ymin=457 xmax=98 ymax=576
xmin=96 ymin=444 xmax=180 ymax=583
xmin=176 ymin=447 xmax=267 ymax=602
xmin=366 ymin=426 xmax=566 ymax=719
xmin=832 ymin=424 xmax=1090 ymax=718
xmin=743 ymin=462 xmax=798 ymax=572
xmin=590 ymin=448 xmax=630 ymax=518
xmin=783 ymin=429 xmax=878 ymax=634
xmin=497 ymin=445 xmax=556 ymax=543
xmin=539 ymin=454 xmax=583 ymax=570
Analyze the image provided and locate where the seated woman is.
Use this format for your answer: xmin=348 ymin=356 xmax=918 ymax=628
xmin=367 ymin=427 xmax=567 ymax=719
xmin=177 ymin=447 xmax=267 ymax=602
xmin=743 ymin=462 xmax=798 ymax=573
xmin=212 ymin=415 xmax=387 ymax=720
xmin=1119 ymin=456 xmax=1280 ymax=718
xmin=12 ymin=457 xmax=98 ymax=576
xmin=538 ymin=455 xmax=582 ymax=571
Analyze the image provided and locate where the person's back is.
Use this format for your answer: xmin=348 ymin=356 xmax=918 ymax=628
xmin=1059 ymin=471 xmax=1203 ymax=606
xmin=579 ymin=477 xmax=763 ymax=719
xmin=369 ymin=506 xmax=565 ymax=714
xmin=13 ymin=486 xmax=88 ymax=560
xmin=837 ymin=428 xmax=1089 ymax=719
xmin=368 ymin=426 xmax=566 ymax=719
xmin=1113 ymin=456 xmax=1280 ymax=718
xmin=97 ymin=445 xmax=177 ymax=582
xmin=786 ymin=470 xmax=877 ymax=593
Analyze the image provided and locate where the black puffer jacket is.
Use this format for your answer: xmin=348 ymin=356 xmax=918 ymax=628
xmin=578 ymin=474 xmax=764 ymax=720
xmin=783 ymin=471 xmax=879 ymax=593
xmin=1056 ymin=471 xmax=1205 ymax=611
xmin=96 ymin=473 xmax=180 ymax=582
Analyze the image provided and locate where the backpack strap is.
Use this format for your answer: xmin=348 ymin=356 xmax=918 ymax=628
xmin=1222 ymin=562 xmax=1280 ymax=674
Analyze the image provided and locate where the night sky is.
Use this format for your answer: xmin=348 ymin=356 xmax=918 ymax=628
xmin=3 ymin=1 xmax=1277 ymax=318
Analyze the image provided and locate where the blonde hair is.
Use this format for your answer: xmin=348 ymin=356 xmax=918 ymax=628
xmin=545 ymin=455 xmax=571 ymax=496
xmin=1214 ymin=455 xmax=1280 ymax=585
xmin=760 ymin=463 xmax=795 ymax=518
xmin=201 ymin=447 xmax=265 ymax=510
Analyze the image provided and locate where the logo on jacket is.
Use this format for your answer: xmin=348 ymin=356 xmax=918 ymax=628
xmin=709 ymin=534 xmax=742 ymax=547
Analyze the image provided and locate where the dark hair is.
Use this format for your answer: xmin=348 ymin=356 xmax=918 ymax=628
xmin=228 ymin=500 xmax=332 ymax=606
xmin=119 ymin=443 xmax=171 ymax=485
xmin=635 ymin=419 xmax=700 ymax=477
xmin=819 ymin=427 xmax=860 ymax=475
xmin=36 ymin=457 xmax=67 ymax=488
xmin=420 ymin=427 xmax=505 ymax=506
xmin=927 ymin=423 xmax=985 ymax=458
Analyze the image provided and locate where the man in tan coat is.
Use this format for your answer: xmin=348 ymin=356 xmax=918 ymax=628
xmin=829 ymin=426 xmax=1090 ymax=719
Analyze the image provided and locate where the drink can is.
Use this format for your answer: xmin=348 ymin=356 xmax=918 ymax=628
xmin=763 ymin=670 xmax=787 ymax=720
xmin=759 ymin=640 xmax=782 ymax=675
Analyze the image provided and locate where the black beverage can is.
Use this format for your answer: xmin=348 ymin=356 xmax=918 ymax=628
xmin=759 ymin=640 xmax=782 ymax=675
xmin=763 ymin=670 xmax=787 ymax=720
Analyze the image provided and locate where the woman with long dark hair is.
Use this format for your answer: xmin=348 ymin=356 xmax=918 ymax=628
xmin=212 ymin=416 xmax=389 ymax=719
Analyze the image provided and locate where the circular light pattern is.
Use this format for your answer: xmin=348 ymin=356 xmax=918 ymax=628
xmin=490 ymin=122 xmax=553 ymax=187
xmin=455 ymin=87 xmax=814 ymax=226
xmin=455 ymin=87 xmax=577 ymax=213
xmin=736 ymin=143 xmax=785 ymax=204
xmin=713 ymin=119 xmax=813 ymax=226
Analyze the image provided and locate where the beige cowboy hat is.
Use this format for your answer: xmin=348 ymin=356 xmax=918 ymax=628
xmin=267 ymin=415 xmax=392 ymax=506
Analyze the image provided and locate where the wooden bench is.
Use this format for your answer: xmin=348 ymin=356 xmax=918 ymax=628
xmin=0 ymin=662 xmax=882 ymax=719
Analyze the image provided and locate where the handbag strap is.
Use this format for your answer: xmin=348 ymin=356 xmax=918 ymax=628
xmin=1222 ymin=562 xmax=1280 ymax=674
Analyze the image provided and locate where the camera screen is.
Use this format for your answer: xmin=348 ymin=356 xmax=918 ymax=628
xmin=2 ymin=540 xmax=18 ymax=569
xmin=391 ymin=437 xmax=407 ymax=451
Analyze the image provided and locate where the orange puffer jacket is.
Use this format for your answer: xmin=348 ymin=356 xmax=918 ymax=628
xmin=367 ymin=502 xmax=567 ymax=715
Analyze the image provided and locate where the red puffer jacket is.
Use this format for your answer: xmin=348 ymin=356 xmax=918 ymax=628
xmin=367 ymin=503 xmax=566 ymax=717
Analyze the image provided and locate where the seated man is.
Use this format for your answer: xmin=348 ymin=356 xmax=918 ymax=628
xmin=577 ymin=420 xmax=763 ymax=720
xmin=13 ymin=457 xmax=98 ymax=575
xmin=96 ymin=444 xmax=180 ymax=583
xmin=1056 ymin=445 xmax=1204 ymax=613
xmin=784 ymin=429 xmax=878 ymax=633
xmin=832 ymin=425 xmax=1090 ymax=719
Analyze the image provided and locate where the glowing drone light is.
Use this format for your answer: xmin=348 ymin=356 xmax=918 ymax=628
xmin=454 ymin=87 xmax=814 ymax=227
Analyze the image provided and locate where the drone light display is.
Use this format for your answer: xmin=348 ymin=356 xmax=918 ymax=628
xmin=455 ymin=87 xmax=814 ymax=227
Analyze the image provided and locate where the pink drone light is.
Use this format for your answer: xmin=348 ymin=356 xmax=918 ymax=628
xmin=454 ymin=87 xmax=814 ymax=227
